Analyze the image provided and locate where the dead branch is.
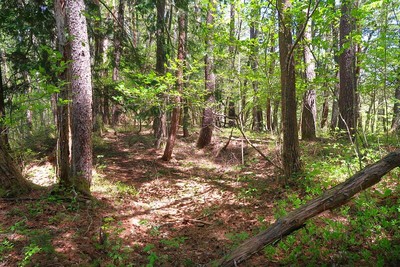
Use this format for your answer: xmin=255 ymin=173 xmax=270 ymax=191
xmin=216 ymin=149 xmax=400 ymax=267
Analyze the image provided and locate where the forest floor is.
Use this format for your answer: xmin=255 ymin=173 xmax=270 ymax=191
xmin=0 ymin=126 xmax=399 ymax=266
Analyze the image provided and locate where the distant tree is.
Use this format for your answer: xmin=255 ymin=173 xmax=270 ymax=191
xmin=67 ymin=0 xmax=93 ymax=195
xmin=0 ymin=55 xmax=9 ymax=148
xmin=301 ymin=18 xmax=317 ymax=140
xmin=338 ymin=0 xmax=357 ymax=133
xmin=278 ymin=0 xmax=302 ymax=180
xmin=55 ymin=0 xmax=71 ymax=187
xmin=154 ymin=0 xmax=168 ymax=149
xmin=197 ymin=0 xmax=216 ymax=149
xmin=162 ymin=3 xmax=187 ymax=161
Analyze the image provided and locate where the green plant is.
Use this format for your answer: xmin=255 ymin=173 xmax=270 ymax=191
xmin=226 ymin=231 xmax=249 ymax=248
xmin=0 ymin=238 xmax=14 ymax=261
xmin=143 ymin=244 xmax=158 ymax=267
xmin=19 ymin=243 xmax=41 ymax=267
xmin=160 ymin=236 xmax=187 ymax=249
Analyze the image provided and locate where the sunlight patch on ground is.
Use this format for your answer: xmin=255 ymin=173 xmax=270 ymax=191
xmin=24 ymin=162 xmax=57 ymax=186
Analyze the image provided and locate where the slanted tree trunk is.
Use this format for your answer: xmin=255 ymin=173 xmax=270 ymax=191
xmin=338 ymin=0 xmax=357 ymax=133
xmin=217 ymin=149 xmax=400 ymax=266
xmin=162 ymin=7 xmax=187 ymax=161
xmin=0 ymin=146 xmax=32 ymax=197
xmin=301 ymin=18 xmax=317 ymax=140
xmin=67 ymin=0 xmax=93 ymax=195
xmin=278 ymin=0 xmax=302 ymax=180
xmin=197 ymin=0 xmax=216 ymax=149
xmin=55 ymin=0 xmax=71 ymax=187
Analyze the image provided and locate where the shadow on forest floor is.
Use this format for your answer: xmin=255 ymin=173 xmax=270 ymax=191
xmin=1 ymin=127 xmax=399 ymax=266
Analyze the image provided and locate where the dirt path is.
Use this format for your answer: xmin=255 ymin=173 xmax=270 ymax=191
xmin=1 ymin=130 xmax=279 ymax=266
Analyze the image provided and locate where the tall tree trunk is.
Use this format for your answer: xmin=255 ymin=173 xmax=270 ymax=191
xmin=278 ymin=0 xmax=302 ymax=180
xmin=338 ymin=0 xmax=357 ymax=133
xmin=227 ymin=2 xmax=236 ymax=128
xmin=250 ymin=11 xmax=263 ymax=132
xmin=0 ymin=53 xmax=9 ymax=148
xmin=197 ymin=0 xmax=216 ymax=149
xmin=67 ymin=0 xmax=93 ymax=195
xmin=112 ymin=0 xmax=125 ymax=126
xmin=154 ymin=0 xmax=167 ymax=149
xmin=301 ymin=19 xmax=317 ymax=140
xmin=162 ymin=7 xmax=187 ymax=161
xmin=0 ymin=146 xmax=32 ymax=197
xmin=320 ymin=89 xmax=329 ymax=128
xmin=55 ymin=0 xmax=71 ymax=187
xmin=390 ymin=77 xmax=400 ymax=132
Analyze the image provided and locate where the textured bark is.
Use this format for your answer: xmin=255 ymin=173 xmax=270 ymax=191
xmin=390 ymin=81 xmax=400 ymax=132
xmin=154 ymin=0 xmax=167 ymax=149
xmin=0 ymin=146 xmax=31 ymax=197
xmin=320 ymin=90 xmax=329 ymax=128
xmin=0 ymin=55 xmax=8 ymax=148
xmin=278 ymin=0 xmax=302 ymax=180
xmin=227 ymin=2 xmax=236 ymax=128
xmin=338 ymin=0 xmax=357 ymax=133
xmin=182 ymin=100 xmax=190 ymax=137
xmin=197 ymin=0 xmax=215 ymax=149
xmin=250 ymin=14 xmax=263 ymax=132
xmin=217 ymin=149 xmax=400 ymax=266
xmin=162 ymin=9 xmax=187 ymax=161
xmin=301 ymin=20 xmax=317 ymax=140
xmin=111 ymin=0 xmax=125 ymax=126
xmin=55 ymin=0 xmax=71 ymax=187
xmin=67 ymin=0 xmax=93 ymax=195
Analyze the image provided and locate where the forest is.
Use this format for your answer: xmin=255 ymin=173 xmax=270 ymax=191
xmin=0 ymin=0 xmax=399 ymax=266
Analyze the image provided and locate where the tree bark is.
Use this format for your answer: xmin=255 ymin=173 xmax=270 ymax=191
xmin=55 ymin=0 xmax=71 ymax=187
xmin=162 ymin=7 xmax=187 ymax=161
xmin=338 ymin=0 xmax=357 ymax=133
xmin=390 ymin=79 xmax=400 ymax=132
xmin=197 ymin=0 xmax=216 ymax=149
xmin=67 ymin=0 xmax=93 ymax=195
xmin=111 ymin=0 xmax=125 ymax=126
xmin=0 ymin=52 xmax=9 ymax=148
xmin=301 ymin=19 xmax=317 ymax=140
xmin=154 ymin=0 xmax=167 ymax=149
xmin=278 ymin=0 xmax=302 ymax=180
xmin=0 ymin=146 xmax=32 ymax=197
xmin=217 ymin=149 xmax=400 ymax=267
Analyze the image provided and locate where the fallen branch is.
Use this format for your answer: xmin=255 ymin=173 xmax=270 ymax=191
xmin=235 ymin=117 xmax=282 ymax=171
xmin=216 ymin=149 xmax=400 ymax=266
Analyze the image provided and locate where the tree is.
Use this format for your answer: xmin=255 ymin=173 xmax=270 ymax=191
xmin=301 ymin=17 xmax=317 ymax=140
xmin=162 ymin=3 xmax=187 ymax=161
xmin=154 ymin=0 xmax=168 ymax=149
xmin=278 ymin=0 xmax=302 ymax=180
xmin=338 ymin=0 xmax=357 ymax=133
xmin=55 ymin=0 xmax=71 ymax=187
xmin=67 ymin=0 xmax=93 ymax=195
xmin=0 ymin=54 xmax=8 ymax=148
xmin=197 ymin=0 xmax=216 ymax=149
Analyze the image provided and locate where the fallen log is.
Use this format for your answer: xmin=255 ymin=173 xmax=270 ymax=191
xmin=217 ymin=149 xmax=400 ymax=267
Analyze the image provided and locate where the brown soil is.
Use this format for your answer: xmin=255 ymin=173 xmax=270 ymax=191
xmin=0 ymin=129 xmax=284 ymax=266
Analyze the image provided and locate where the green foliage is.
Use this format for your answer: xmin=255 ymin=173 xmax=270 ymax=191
xmin=160 ymin=236 xmax=187 ymax=249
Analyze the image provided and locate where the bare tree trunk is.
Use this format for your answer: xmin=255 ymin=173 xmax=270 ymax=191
xmin=112 ymin=0 xmax=125 ymax=126
xmin=320 ymin=90 xmax=329 ymax=128
xmin=338 ymin=0 xmax=357 ymax=133
xmin=278 ymin=0 xmax=302 ymax=180
xmin=67 ymin=0 xmax=93 ymax=195
xmin=301 ymin=19 xmax=316 ymax=140
xmin=197 ymin=0 xmax=215 ymax=149
xmin=217 ymin=149 xmax=400 ymax=266
xmin=227 ymin=2 xmax=236 ymax=128
xmin=154 ymin=0 xmax=167 ymax=149
xmin=162 ymin=7 xmax=187 ymax=161
xmin=0 ymin=53 xmax=9 ymax=148
xmin=0 ymin=146 xmax=32 ymax=197
xmin=390 ymin=80 xmax=400 ymax=132
xmin=55 ymin=0 xmax=71 ymax=187
xmin=249 ymin=6 xmax=263 ymax=132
